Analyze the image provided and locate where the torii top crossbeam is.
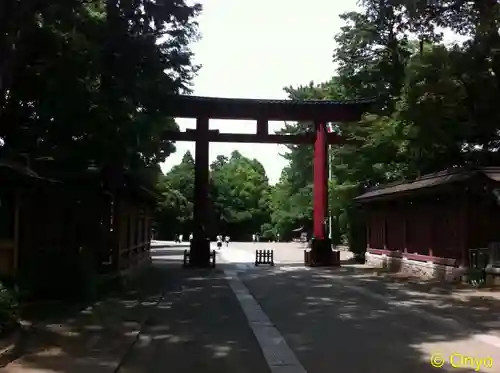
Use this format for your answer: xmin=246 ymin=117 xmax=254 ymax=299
xmin=163 ymin=95 xmax=375 ymax=121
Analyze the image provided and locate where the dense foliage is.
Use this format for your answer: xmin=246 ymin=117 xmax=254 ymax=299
xmin=271 ymin=0 xmax=500 ymax=247
xmin=0 ymin=0 xmax=201 ymax=175
xmin=0 ymin=281 xmax=18 ymax=335
xmin=0 ymin=0 xmax=201 ymax=303
xmin=3 ymin=0 xmax=500 ymax=251
xmin=157 ymin=0 xmax=500 ymax=248
xmin=156 ymin=150 xmax=272 ymax=241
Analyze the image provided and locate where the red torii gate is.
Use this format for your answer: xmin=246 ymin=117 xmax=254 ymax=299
xmin=163 ymin=95 xmax=372 ymax=267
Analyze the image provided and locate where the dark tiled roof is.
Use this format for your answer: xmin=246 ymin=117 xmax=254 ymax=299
xmin=170 ymin=95 xmax=376 ymax=106
xmin=0 ymin=161 xmax=61 ymax=183
xmin=163 ymin=95 xmax=376 ymax=121
xmin=0 ymin=161 xmax=40 ymax=178
xmin=354 ymin=167 xmax=500 ymax=202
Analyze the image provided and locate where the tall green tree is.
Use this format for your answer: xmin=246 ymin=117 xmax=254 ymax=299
xmin=211 ymin=151 xmax=271 ymax=239
xmin=156 ymin=151 xmax=195 ymax=238
xmin=156 ymin=150 xmax=273 ymax=240
xmin=268 ymin=0 xmax=500 ymax=246
xmin=0 ymin=0 xmax=201 ymax=175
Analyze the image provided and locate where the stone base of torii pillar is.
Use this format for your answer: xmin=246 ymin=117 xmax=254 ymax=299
xmin=304 ymin=238 xmax=340 ymax=267
xmin=189 ymin=238 xmax=212 ymax=267
xmin=304 ymin=121 xmax=340 ymax=267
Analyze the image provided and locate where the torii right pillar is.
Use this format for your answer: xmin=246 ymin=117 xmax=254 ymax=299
xmin=306 ymin=121 xmax=340 ymax=266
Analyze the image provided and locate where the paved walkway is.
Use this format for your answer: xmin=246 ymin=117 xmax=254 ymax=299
xmin=241 ymin=265 xmax=500 ymax=373
xmin=220 ymin=242 xmax=500 ymax=373
xmin=2 ymin=264 xmax=166 ymax=373
xmin=3 ymin=241 xmax=500 ymax=373
xmin=2 ymin=254 xmax=270 ymax=373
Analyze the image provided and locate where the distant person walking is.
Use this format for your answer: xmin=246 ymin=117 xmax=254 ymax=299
xmin=189 ymin=233 xmax=193 ymax=243
xmin=225 ymin=235 xmax=230 ymax=247
xmin=276 ymin=233 xmax=280 ymax=242
xmin=216 ymin=234 xmax=223 ymax=249
xmin=179 ymin=234 xmax=183 ymax=243
xmin=252 ymin=234 xmax=256 ymax=243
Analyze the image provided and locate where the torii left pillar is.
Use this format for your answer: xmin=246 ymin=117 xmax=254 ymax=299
xmin=307 ymin=121 xmax=340 ymax=266
xmin=190 ymin=117 xmax=211 ymax=267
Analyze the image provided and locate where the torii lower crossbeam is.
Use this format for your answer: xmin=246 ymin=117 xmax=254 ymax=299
xmin=163 ymin=95 xmax=373 ymax=268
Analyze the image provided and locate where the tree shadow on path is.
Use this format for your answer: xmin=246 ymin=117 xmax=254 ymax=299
xmin=240 ymin=264 xmax=499 ymax=373
xmin=2 ymin=258 xmax=270 ymax=373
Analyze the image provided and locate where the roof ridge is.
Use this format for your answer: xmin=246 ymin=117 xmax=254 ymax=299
xmin=363 ymin=167 xmax=470 ymax=194
xmin=355 ymin=166 xmax=481 ymax=202
xmin=168 ymin=94 xmax=377 ymax=105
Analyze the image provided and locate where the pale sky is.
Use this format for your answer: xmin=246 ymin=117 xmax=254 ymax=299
xmin=160 ymin=0 xmax=466 ymax=184
xmin=160 ymin=0 xmax=361 ymax=184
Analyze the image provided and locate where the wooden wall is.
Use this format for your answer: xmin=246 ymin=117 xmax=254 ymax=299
xmin=0 ymin=190 xmax=18 ymax=277
xmin=467 ymin=186 xmax=500 ymax=250
xmin=115 ymin=195 xmax=152 ymax=272
xmin=364 ymin=192 xmax=466 ymax=264
xmin=0 ymin=182 xmax=154 ymax=280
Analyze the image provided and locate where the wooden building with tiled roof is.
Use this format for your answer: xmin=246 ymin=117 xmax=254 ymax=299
xmin=0 ymin=158 xmax=157 ymax=297
xmin=354 ymin=167 xmax=500 ymax=281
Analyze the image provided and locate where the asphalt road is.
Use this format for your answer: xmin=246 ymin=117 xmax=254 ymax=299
xmin=150 ymin=241 xmax=500 ymax=373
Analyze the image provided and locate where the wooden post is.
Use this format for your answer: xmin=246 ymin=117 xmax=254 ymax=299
xmin=13 ymin=191 xmax=20 ymax=276
xmin=366 ymin=210 xmax=371 ymax=252
xmin=191 ymin=117 xmax=211 ymax=267
xmin=308 ymin=121 xmax=337 ymax=266
xmin=257 ymin=118 xmax=268 ymax=136
xmin=112 ymin=196 xmax=120 ymax=270
xmin=403 ymin=212 xmax=408 ymax=254
xmin=383 ymin=213 xmax=388 ymax=250
xmin=126 ymin=204 xmax=133 ymax=268
xmin=461 ymin=190 xmax=469 ymax=267
xmin=313 ymin=121 xmax=328 ymax=241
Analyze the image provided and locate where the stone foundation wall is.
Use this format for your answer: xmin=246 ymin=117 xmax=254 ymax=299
xmin=485 ymin=266 xmax=500 ymax=286
xmin=366 ymin=252 xmax=466 ymax=282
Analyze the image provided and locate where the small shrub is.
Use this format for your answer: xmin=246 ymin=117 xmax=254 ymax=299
xmin=0 ymin=281 xmax=18 ymax=335
xmin=353 ymin=252 xmax=366 ymax=263
xmin=464 ymin=268 xmax=486 ymax=288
